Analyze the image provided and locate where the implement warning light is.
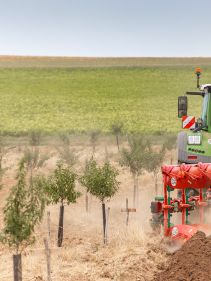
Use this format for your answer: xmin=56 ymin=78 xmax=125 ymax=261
xmin=195 ymin=67 xmax=202 ymax=88
xmin=195 ymin=67 xmax=202 ymax=75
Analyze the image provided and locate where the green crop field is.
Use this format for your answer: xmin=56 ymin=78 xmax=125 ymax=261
xmin=0 ymin=56 xmax=211 ymax=135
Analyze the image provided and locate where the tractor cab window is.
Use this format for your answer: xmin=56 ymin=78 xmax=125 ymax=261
xmin=201 ymin=93 xmax=209 ymax=127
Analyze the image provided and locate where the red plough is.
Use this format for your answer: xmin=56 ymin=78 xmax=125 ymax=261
xmin=150 ymin=163 xmax=211 ymax=241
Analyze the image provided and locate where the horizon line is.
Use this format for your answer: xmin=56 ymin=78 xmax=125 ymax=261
xmin=0 ymin=55 xmax=211 ymax=59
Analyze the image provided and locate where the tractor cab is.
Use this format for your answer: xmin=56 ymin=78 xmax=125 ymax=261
xmin=178 ymin=68 xmax=211 ymax=164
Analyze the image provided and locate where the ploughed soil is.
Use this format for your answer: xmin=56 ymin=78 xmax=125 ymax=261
xmin=155 ymin=231 xmax=211 ymax=281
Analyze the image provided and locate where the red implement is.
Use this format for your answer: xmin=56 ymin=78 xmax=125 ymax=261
xmin=157 ymin=163 xmax=211 ymax=240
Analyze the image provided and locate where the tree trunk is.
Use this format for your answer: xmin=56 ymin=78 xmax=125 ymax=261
xmin=57 ymin=204 xmax=64 ymax=247
xmin=92 ymin=142 xmax=96 ymax=155
xmin=47 ymin=211 xmax=51 ymax=241
xmin=13 ymin=254 xmax=22 ymax=281
xmin=102 ymin=201 xmax=107 ymax=244
xmin=105 ymin=207 xmax=110 ymax=244
xmin=116 ymin=135 xmax=120 ymax=152
xmin=133 ymin=174 xmax=136 ymax=208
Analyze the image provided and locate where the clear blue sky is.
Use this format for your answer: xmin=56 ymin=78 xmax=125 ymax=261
xmin=1 ymin=0 xmax=211 ymax=57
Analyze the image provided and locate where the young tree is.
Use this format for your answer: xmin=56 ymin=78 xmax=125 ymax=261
xmin=23 ymin=131 xmax=49 ymax=187
xmin=0 ymin=136 xmax=11 ymax=189
xmin=120 ymin=136 xmax=150 ymax=208
xmin=57 ymin=133 xmax=78 ymax=167
xmin=23 ymin=148 xmax=49 ymax=181
xmin=29 ymin=130 xmax=42 ymax=146
xmin=80 ymin=158 xmax=119 ymax=244
xmin=146 ymin=144 xmax=166 ymax=195
xmin=110 ymin=121 xmax=124 ymax=151
xmin=90 ymin=130 xmax=100 ymax=154
xmin=164 ymin=135 xmax=177 ymax=164
xmin=44 ymin=162 xmax=81 ymax=247
xmin=0 ymin=159 xmax=46 ymax=281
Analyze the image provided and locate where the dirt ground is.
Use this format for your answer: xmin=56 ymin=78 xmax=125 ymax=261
xmin=155 ymin=231 xmax=211 ymax=281
xmin=0 ymin=137 xmax=174 ymax=281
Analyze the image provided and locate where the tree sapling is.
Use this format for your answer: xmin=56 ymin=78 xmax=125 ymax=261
xmin=80 ymin=158 xmax=119 ymax=244
xmin=44 ymin=162 xmax=81 ymax=247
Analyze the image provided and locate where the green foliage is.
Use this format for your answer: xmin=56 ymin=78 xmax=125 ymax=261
xmin=45 ymin=162 xmax=81 ymax=205
xmin=120 ymin=136 xmax=150 ymax=176
xmin=0 ymin=160 xmax=46 ymax=252
xmin=80 ymin=158 xmax=119 ymax=202
xmin=30 ymin=175 xmax=50 ymax=214
xmin=0 ymin=66 xmax=206 ymax=135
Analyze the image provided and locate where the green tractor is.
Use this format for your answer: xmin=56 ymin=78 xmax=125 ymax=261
xmin=150 ymin=69 xmax=211 ymax=232
xmin=178 ymin=68 xmax=211 ymax=164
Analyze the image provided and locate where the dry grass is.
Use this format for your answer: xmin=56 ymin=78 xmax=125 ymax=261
xmin=0 ymin=138 xmax=173 ymax=281
xmin=0 ymin=226 xmax=166 ymax=281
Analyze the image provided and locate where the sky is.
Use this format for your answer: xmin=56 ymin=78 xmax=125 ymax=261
xmin=0 ymin=0 xmax=211 ymax=57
